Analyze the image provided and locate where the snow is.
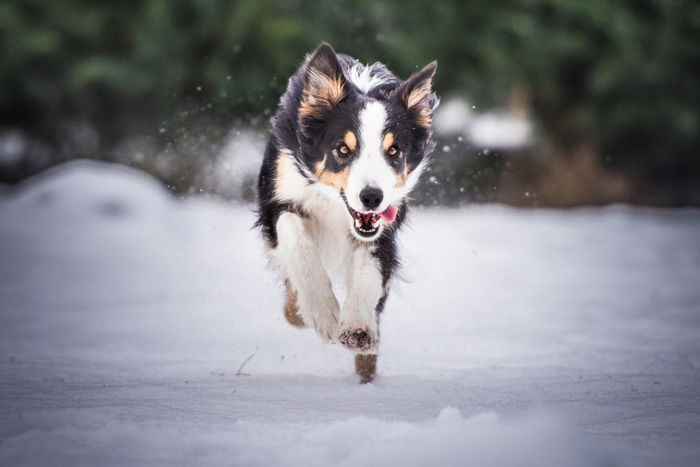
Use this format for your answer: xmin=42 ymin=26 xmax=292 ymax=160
xmin=203 ymin=128 xmax=265 ymax=198
xmin=433 ymin=98 xmax=474 ymax=135
xmin=1 ymin=160 xmax=699 ymax=466
xmin=432 ymin=97 xmax=532 ymax=149
xmin=467 ymin=111 xmax=532 ymax=149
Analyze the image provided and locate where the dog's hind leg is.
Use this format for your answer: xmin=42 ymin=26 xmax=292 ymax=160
xmin=352 ymin=293 xmax=387 ymax=383
xmin=283 ymin=280 xmax=305 ymax=327
xmin=355 ymin=354 xmax=377 ymax=384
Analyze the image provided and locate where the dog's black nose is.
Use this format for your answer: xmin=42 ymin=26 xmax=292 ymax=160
xmin=360 ymin=187 xmax=383 ymax=210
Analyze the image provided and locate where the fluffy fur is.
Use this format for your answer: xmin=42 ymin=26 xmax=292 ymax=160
xmin=256 ymin=43 xmax=437 ymax=383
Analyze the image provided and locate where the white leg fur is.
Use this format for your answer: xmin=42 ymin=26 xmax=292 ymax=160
xmin=338 ymin=246 xmax=384 ymax=353
xmin=271 ymin=212 xmax=340 ymax=340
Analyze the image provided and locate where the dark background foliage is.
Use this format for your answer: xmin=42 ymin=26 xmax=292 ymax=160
xmin=1 ymin=0 xmax=699 ymax=205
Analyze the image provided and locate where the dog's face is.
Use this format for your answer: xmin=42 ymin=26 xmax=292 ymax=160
xmin=297 ymin=44 xmax=437 ymax=241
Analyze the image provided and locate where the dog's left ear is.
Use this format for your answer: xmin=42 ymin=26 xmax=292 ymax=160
xmin=396 ymin=61 xmax=438 ymax=128
xmin=300 ymin=43 xmax=349 ymax=119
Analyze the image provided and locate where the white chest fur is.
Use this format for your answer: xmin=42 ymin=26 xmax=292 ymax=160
xmin=301 ymin=190 xmax=357 ymax=300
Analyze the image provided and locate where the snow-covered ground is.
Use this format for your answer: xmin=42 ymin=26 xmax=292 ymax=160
xmin=1 ymin=161 xmax=699 ymax=467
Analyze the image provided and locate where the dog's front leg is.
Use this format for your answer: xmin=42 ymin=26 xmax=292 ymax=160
xmin=272 ymin=212 xmax=339 ymax=340
xmin=338 ymin=246 xmax=384 ymax=354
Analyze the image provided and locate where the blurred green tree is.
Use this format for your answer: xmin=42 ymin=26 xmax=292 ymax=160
xmin=0 ymin=0 xmax=698 ymax=203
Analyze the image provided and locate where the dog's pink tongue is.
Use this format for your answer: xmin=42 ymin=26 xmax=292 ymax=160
xmin=379 ymin=205 xmax=398 ymax=223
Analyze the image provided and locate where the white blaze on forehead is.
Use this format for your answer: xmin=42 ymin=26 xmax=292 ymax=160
xmin=358 ymin=100 xmax=386 ymax=157
xmin=346 ymin=100 xmax=397 ymax=212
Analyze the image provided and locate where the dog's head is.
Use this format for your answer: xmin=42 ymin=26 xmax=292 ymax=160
xmin=297 ymin=43 xmax=437 ymax=241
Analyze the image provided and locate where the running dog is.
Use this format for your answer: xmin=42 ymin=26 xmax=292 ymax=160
xmin=256 ymin=43 xmax=437 ymax=382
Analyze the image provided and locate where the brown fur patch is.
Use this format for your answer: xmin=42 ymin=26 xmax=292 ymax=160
xmin=273 ymin=150 xmax=294 ymax=200
xmin=355 ymin=354 xmax=377 ymax=383
xmin=273 ymin=152 xmax=287 ymax=199
xmin=403 ymin=86 xmax=433 ymax=128
xmin=404 ymin=85 xmax=430 ymax=109
xmin=284 ymin=280 xmax=305 ymax=328
xmin=414 ymin=110 xmax=432 ymax=128
xmin=299 ymin=70 xmax=346 ymax=118
xmin=344 ymin=131 xmax=357 ymax=152
xmin=394 ymin=166 xmax=408 ymax=188
xmin=314 ymin=156 xmax=349 ymax=190
xmin=382 ymin=132 xmax=395 ymax=152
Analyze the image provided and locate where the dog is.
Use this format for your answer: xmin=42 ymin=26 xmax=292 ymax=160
xmin=256 ymin=43 xmax=437 ymax=383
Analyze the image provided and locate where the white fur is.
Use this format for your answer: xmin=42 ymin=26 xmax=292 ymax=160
xmin=346 ymin=63 xmax=392 ymax=94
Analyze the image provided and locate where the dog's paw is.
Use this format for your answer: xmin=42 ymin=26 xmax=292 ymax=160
xmin=338 ymin=326 xmax=377 ymax=352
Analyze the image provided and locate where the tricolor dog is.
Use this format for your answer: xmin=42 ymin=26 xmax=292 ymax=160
xmin=256 ymin=43 xmax=437 ymax=383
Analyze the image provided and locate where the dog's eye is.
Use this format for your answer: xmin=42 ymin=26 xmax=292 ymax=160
xmin=387 ymin=145 xmax=400 ymax=157
xmin=337 ymin=143 xmax=351 ymax=157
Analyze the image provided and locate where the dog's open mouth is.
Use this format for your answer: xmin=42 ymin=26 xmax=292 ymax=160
xmin=341 ymin=191 xmax=398 ymax=238
xmin=348 ymin=206 xmax=382 ymax=236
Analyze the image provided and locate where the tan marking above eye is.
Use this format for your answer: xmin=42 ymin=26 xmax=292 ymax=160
xmin=382 ymin=132 xmax=395 ymax=152
xmin=344 ymin=131 xmax=357 ymax=152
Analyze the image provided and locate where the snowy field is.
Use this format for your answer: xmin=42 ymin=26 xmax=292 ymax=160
xmin=1 ymin=161 xmax=699 ymax=467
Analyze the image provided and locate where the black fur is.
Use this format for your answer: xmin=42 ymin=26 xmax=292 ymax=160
xmin=371 ymin=202 xmax=408 ymax=288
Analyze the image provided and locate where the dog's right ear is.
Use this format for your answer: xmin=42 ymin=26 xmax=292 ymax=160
xmin=299 ymin=43 xmax=349 ymax=119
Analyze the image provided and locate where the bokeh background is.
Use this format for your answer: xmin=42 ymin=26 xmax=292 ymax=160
xmin=2 ymin=0 xmax=699 ymax=206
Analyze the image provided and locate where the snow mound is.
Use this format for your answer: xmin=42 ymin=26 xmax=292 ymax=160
xmin=7 ymin=158 xmax=171 ymax=215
